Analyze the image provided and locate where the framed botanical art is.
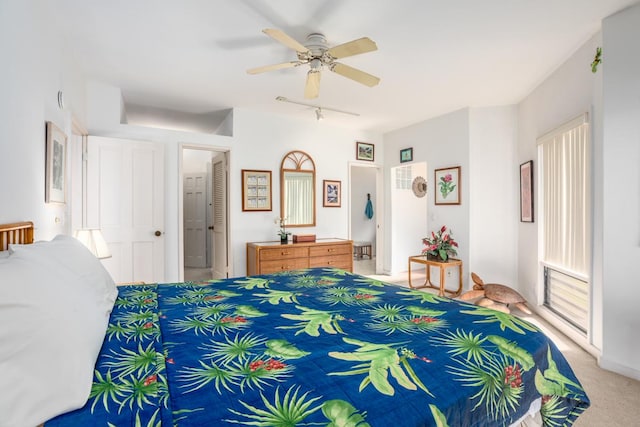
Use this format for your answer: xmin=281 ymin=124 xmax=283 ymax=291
xmin=242 ymin=169 xmax=272 ymax=211
xmin=400 ymin=147 xmax=413 ymax=163
xmin=45 ymin=121 xmax=67 ymax=204
xmin=356 ymin=142 xmax=374 ymax=161
xmin=323 ymin=180 xmax=341 ymax=207
xmin=520 ymin=160 xmax=534 ymax=222
xmin=434 ymin=166 xmax=461 ymax=205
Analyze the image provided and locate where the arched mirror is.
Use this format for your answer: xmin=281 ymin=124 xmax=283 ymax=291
xmin=280 ymin=150 xmax=316 ymax=227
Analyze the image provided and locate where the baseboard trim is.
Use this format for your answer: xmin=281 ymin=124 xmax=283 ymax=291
xmin=598 ymin=356 xmax=640 ymax=381
xmin=532 ymin=306 xmax=601 ymax=359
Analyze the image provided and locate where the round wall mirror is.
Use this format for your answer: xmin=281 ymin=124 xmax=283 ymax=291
xmin=280 ymin=150 xmax=316 ymax=227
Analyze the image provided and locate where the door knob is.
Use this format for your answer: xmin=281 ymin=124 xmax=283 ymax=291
xmin=208 ymin=226 xmax=214 ymax=230
xmin=155 ymin=230 xmax=162 ymax=237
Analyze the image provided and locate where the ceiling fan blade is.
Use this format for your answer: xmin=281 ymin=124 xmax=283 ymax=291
xmin=247 ymin=61 xmax=303 ymax=74
xmin=330 ymin=63 xmax=380 ymax=87
xmin=304 ymin=70 xmax=321 ymax=99
xmin=326 ymin=37 xmax=377 ymax=59
xmin=263 ymin=28 xmax=308 ymax=53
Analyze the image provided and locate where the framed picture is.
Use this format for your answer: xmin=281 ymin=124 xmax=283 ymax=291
xmin=520 ymin=160 xmax=534 ymax=222
xmin=434 ymin=166 xmax=461 ymax=205
xmin=356 ymin=142 xmax=374 ymax=161
xmin=242 ymin=169 xmax=272 ymax=211
xmin=400 ymin=147 xmax=413 ymax=163
xmin=323 ymin=180 xmax=341 ymax=207
xmin=45 ymin=121 xmax=67 ymax=204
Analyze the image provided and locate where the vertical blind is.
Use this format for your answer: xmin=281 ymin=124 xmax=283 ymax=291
xmin=284 ymin=173 xmax=314 ymax=225
xmin=537 ymin=114 xmax=590 ymax=277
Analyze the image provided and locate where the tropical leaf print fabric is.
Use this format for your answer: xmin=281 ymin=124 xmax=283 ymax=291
xmin=47 ymin=268 xmax=589 ymax=426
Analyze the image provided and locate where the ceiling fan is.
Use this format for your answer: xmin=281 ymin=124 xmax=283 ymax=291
xmin=247 ymin=29 xmax=380 ymax=99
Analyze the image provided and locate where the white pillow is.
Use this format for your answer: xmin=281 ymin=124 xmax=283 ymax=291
xmin=0 ymin=235 xmax=117 ymax=426
xmin=10 ymin=234 xmax=118 ymax=313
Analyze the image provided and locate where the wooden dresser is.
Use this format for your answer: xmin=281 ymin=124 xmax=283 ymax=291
xmin=246 ymin=239 xmax=353 ymax=276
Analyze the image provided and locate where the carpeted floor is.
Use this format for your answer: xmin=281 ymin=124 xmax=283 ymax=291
xmin=354 ymin=259 xmax=640 ymax=426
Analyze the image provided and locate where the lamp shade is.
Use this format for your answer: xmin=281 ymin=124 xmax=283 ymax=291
xmin=74 ymin=229 xmax=112 ymax=259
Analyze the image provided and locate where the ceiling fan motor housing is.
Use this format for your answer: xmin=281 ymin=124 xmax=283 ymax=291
xmin=305 ymin=33 xmax=328 ymax=55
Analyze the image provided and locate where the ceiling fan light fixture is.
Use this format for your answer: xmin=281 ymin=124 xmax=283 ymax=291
xmin=309 ymin=58 xmax=322 ymax=70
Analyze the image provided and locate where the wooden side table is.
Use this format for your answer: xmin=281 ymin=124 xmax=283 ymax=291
xmin=407 ymin=255 xmax=463 ymax=297
xmin=353 ymin=241 xmax=372 ymax=259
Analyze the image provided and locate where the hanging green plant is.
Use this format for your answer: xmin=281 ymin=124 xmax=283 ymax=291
xmin=591 ymin=47 xmax=602 ymax=73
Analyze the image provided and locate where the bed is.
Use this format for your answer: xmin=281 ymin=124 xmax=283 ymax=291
xmin=0 ymin=223 xmax=590 ymax=426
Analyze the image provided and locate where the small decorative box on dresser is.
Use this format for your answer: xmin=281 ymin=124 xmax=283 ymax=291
xmin=246 ymin=238 xmax=353 ymax=276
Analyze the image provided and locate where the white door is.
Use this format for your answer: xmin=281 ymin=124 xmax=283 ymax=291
xmin=211 ymin=152 xmax=228 ymax=278
xmin=86 ymin=136 xmax=164 ymax=283
xmin=183 ymin=173 xmax=207 ymax=268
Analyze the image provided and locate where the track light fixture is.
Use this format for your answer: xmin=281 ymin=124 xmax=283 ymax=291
xmin=276 ymin=96 xmax=359 ymax=121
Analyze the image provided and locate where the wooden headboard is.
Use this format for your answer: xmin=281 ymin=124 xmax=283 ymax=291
xmin=0 ymin=221 xmax=34 ymax=251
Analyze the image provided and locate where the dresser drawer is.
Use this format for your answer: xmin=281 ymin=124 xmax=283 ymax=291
xmin=247 ymin=240 xmax=352 ymax=276
xmin=260 ymin=258 xmax=309 ymax=274
xmin=260 ymin=247 xmax=309 ymax=261
xmin=309 ymin=243 xmax=351 ymax=257
xmin=309 ymin=254 xmax=352 ymax=269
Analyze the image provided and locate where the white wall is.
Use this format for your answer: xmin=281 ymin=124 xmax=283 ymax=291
xmin=469 ymin=106 xmax=518 ymax=286
xmin=383 ymin=107 xmax=518 ymax=286
xmin=600 ymin=4 xmax=640 ymax=379
xmin=383 ymin=109 xmax=470 ymax=279
xmin=517 ymin=4 xmax=640 ymax=379
xmin=85 ymin=83 xmax=383 ymax=279
xmin=517 ymin=32 xmax=604 ymax=351
xmin=230 ymin=108 xmax=383 ymax=276
xmin=183 ymin=148 xmax=211 ymax=174
xmin=0 ymin=1 xmax=86 ymax=239
xmin=350 ymin=166 xmax=376 ymax=251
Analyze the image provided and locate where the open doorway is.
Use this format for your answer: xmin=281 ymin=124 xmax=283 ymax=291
xmin=349 ymin=163 xmax=383 ymax=275
xmin=181 ymin=146 xmax=229 ymax=281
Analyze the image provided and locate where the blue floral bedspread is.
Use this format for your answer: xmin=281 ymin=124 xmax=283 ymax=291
xmin=47 ymin=268 xmax=589 ymax=426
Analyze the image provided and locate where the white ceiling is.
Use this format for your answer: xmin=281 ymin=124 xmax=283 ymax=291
xmin=52 ymin=0 xmax=637 ymax=133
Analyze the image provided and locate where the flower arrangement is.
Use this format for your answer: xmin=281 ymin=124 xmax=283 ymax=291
xmin=422 ymin=225 xmax=458 ymax=261
xmin=275 ymin=217 xmax=291 ymax=241
xmin=438 ymin=173 xmax=456 ymax=199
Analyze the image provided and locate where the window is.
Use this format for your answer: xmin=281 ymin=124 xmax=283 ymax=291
xmin=395 ymin=165 xmax=412 ymax=190
xmin=537 ymin=113 xmax=590 ymax=332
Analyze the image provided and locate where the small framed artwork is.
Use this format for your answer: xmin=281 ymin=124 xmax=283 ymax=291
xmin=323 ymin=180 xmax=341 ymax=207
xmin=520 ymin=160 xmax=534 ymax=222
xmin=434 ymin=166 xmax=461 ymax=205
xmin=356 ymin=141 xmax=375 ymax=161
xmin=242 ymin=169 xmax=272 ymax=211
xmin=400 ymin=147 xmax=413 ymax=163
xmin=45 ymin=121 xmax=67 ymax=204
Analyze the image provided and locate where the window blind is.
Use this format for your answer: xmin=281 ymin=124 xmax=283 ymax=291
xmin=537 ymin=113 xmax=590 ymax=277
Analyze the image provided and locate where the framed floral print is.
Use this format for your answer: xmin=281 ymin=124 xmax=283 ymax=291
xmin=434 ymin=166 xmax=461 ymax=205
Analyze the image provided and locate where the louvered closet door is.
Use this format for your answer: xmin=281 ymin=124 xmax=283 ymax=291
xmin=211 ymin=152 xmax=228 ymax=278
xmin=86 ymin=136 xmax=165 ymax=283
